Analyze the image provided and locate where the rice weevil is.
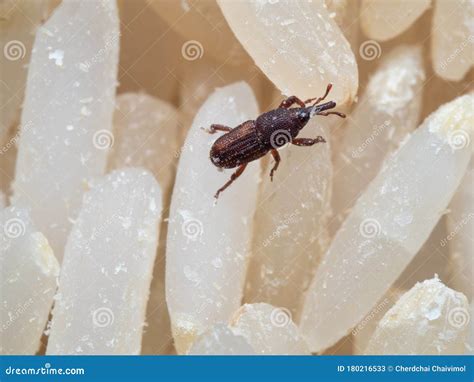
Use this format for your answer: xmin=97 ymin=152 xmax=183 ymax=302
xmin=204 ymin=84 xmax=345 ymax=199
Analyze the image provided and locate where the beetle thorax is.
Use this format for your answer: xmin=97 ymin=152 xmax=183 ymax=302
xmin=255 ymin=108 xmax=309 ymax=147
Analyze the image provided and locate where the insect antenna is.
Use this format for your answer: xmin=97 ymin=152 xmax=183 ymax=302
xmin=307 ymin=101 xmax=345 ymax=118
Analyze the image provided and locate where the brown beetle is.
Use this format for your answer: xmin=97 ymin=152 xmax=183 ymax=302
xmin=205 ymin=84 xmax=345 ymax=199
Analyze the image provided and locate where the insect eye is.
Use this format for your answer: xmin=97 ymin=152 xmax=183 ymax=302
xmin=297 ymin=111 xmax=309 ymax=121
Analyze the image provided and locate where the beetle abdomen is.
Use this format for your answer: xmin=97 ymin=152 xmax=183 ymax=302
xmin=210 ymin=120 xmax=267 ymax=169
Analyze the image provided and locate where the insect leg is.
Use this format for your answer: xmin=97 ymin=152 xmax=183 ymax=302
xmin=292 ymin=136 xmax=326 ymax=146
xmin=202 ymin=124 xmax=232 ymax=134
xmin=214 ymin=163 xmax=247 ymax=199
xmin=304 ymin=83 xmax=333 ymax=106
xmin=278 ymin=96 xmax=306 ymax=109
xmin=269 ymin=149 xmax=281 ymax=181
xmin=316 ymin=111 xmax=346 ymax=118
